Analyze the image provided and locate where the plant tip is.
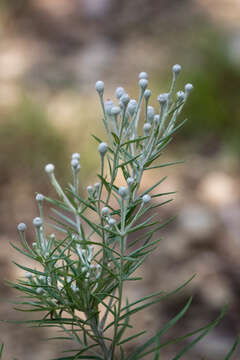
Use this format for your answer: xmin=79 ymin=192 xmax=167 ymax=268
xmin=111 ymin=106 xmax=121 ymax=116
xmin=98 ymin=142 xmax=108 ymax=156
xmin=95 ymin=80 xmax=104 ymax=93
xmin=185 ymin=83 xmax=194 ymax=93
xmin=36 ymin=193 xmax=44 ymax=202
xmin=101 ymin=207 xmax=110 ymax=216
xmin=139 ymin=78 xmax=148 ymax=90
xmin=139 ymin=71 xmax=148 ymax=79
xmin=17 ymin=222 xmax=27 ymax=232
xmin=172 ymin=64 xmax=182 ymax=75
xmin=158 ymin=93 xmax=169 ymax=105
xmin=118 ymin=186 xmax=128 ymax=199
xmin=72 ymin=152 xmax=80 ymax=160
xmin=115 ymin=87 xmax=125 ymax=99
xmin=45 ymin=163 xmax=55 ymax=174
xmin=144 ymin=89 xmax=151 ymax=99
xmin=33 ymin=217 xmax=43 ymax=228
xmin=142 ymin=194 xmax=151 ymax=203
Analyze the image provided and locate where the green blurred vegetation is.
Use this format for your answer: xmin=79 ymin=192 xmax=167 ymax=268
xmin=0 ymin=98 xmax=69 ymax=189
xmin=174 ymin=33 xmax=240 ymax=154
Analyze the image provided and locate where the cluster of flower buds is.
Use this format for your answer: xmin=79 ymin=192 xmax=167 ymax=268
xmin=71 ymin=152 xmax=81 ymax=173
xmin=76 ymin=245 xmax=101 ymax=283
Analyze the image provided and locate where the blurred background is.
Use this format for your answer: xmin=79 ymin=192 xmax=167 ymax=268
xmin=0 ymin=1 xmax=240 ymax=359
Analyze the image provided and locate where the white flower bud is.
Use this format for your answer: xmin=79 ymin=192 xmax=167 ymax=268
xmin=139 ymin=78 xmax=148 ymax=90
xmin=25 ymin=272 xmax=32 ymax=279
xmin=115 ymin=87 xmax=125 ymax=99
xmin=17 ymin=222 xmax=27 ymax=232
xmin=104 ymin=224 xmax=110 ymax=230
xmin=39 ymin=275 xmax=45 ymax=281
xmin=147 ymin=106 xmax=155 ymax=122
xmin=127 ymin=177 xmax=134 ymax=186
xmin=185 ymin=83 xmax=194 ymax=93
xmin=95 ymin=80 xmax=104 ymax=93
xmin=111 ymin=106 xmax=121 ymax=116
xmin=101 ymin=207 xmax=109 ymax=216
xmin=144 ymin=89 xmax=151 ymax=99
xmin=98 ymin=142 xmax=108 ymax=156
xmin=143 ymin=123 xmax=152 ymax=135
xmin=118 ymin=186 xmax=128 ymax=199
xmin=33 ymin=217 xmax=43 ymax=228
xmin=45 ymin=163 xmax=55 ymax=174
xmin=72 ymin=153 xmax=80 ymax=160
xmin=66 ymin=276 xmax=72 ymax=283
xmin=36 ymin=193 xmax=44 ymax=202
xmin=127 ymin=99 xmax=137 ymax=116
xmin=105 ymin=100 xmax=114 ymax=115
xmin=32 ymin=242 xmax=37 ymax=247
xmin=139 ymin=72 xmax=148 ymax=79
xmin=142 ymin=194 xmax=151 ymax=203
xmin=176 ymin=91 xmax=185 ymax=101
xmin=172 ymin=64 xmax=182 ymax=75
xmin=154 ymin=114 xmax=160 ymax=125
xmin=158 ymin=93 xmax=169 ymax=105
xmin=71 ymin=283 xmax=79 ymax=292
xmin=120 ymin=93 xmax=130 ymax=106
xmin=36 ymin=287 xmax=44 ymax=294
xmin=108 ymin=218 xmax=116 ymax=226
xmin=71 ymin=158 xmax=79 ymax=169
xmin=87 ymin=186 xmax=93 ymax=195
xmin=94 ymin=182 xmax=100 ymax=192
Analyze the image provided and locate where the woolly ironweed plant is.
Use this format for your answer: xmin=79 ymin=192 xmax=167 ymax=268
xmin=4 ymin=66 xmax=239 ymax=359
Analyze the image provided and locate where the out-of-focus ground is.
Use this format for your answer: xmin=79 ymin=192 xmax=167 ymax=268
xmin=0 ymin=1 xmax=240 ymax=359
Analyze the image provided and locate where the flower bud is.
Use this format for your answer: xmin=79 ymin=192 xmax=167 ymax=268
xmin=176 ymin=91 xmax=185 ymax=101
xmin=185 ymin=83 xmax=194 ymax=93
xmin=142 ymin=194 xmax=151 ymax=203
xmin=95 ymin=80 xmax=104 ymax=93
xmin=45 ymin=163 xmax=55 ymax=174
xmin=120 ymin=93 xmax=130 ymax=106
xmin=139 ymin=72 xmax=148 ymax=79
xmin=72 ymin=153 xmax=80 ymax=160
xmin=17 ymin=222 xmax=27 ymax=232
xmin=71 ymin=158 xmax=79 ymax=169
xmin=115 ymin=87 xmax=125 ymax=99
xmin=118 ymin=186 xmax=128 ymax=199
xmin=36 ymin=287 xmax=44 ymax=294
xmin=127 ymin=177 xmax=134 ymax=186
xmin=36 ymin=193 xmax=44 ymax=202
xmin=33 ymin=217 xmax=43 ymax=228
xmin=87 ymin=186 xmax=93 ymax=196
xmin=101 ymin=207 xmax=109 ymax=216
xmin=144 ymin=89 xmax=151 ymax=99
xmin=172 ymin=64 xmax=182 ymax=75
xmin=111 ymin=106 xmax=121 ymax=116
xmin=143 ymin=123 xmax=152 ymax=135
xmin=94 ymin=182 xmax=100 ymax=192
xmin=147 ymin=106 xmax=155 ymax=122
xmin=105 ymin=99 xmax=114 ymax=116
xmin=108 ymin=218 xmax=116 ymax=226
xmin=127 ymin=99 xmax=137 ymax=116
xmin=25 ymin=272 xmax=32 ymax=279
xmin=154 ymin=114 xmax=160 ymax=125
xmin=139 ymin=78 xmax=148 ymax=90
xmin=158 ymin=93 xmax=169 ymax=105
xmin=98 ymin=142 xmax=108 ymax=156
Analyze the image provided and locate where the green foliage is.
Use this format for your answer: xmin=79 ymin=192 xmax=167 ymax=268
xmin=7 ymin=69 xmax=239 ymax=359
xmin=0 ymin=98 xmax=68 ymax=186
xmin=180 ymin=33 xmax=240 ymax=153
